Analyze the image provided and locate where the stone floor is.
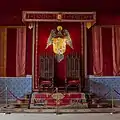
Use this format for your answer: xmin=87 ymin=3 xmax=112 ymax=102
xmin=1 ymin=113 xmax=120 ymax=120
xmin=1 ymin=106 xmax=120 ymax=114
xmin=0 ymin=102 xmax=120 ymax=114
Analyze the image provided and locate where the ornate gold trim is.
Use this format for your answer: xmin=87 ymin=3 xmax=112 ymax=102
xmin=99 ymin=27 xmax=103 ymax=76
xmin=23 ymin=11 xmax=96 ymax=14
xmin=0 ymin=26 xmax=26 ymax=28
xmin=84 ymin=23 xmax=87 ymax=78
xmin=81 ymin=23 xmax=84 ymax=55
xmin=32 ymin=23 xmax=35 ymax=90
xmin=35 ymin=22 xmax=39 ymax=89
xmin=112 ymin=26 xmax=115 ymax=76
xmin=22 ymin=11 xmax=96 ymax=22
xmin=0 ymin=28 xmax=7 ymax=77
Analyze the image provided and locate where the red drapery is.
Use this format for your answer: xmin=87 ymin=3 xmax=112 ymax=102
xmin=92 ymin=26 xmax=113 ymax=76
xmin=0 ymin=27 xmax=27 ymax=77
xmin=25 ymin=28 xmax=32 ymax=75
xmin=112 ymin=26 xmax=120 ymax=75
xmin=87 ymin=28 xmax=93 ymax=75
xmin=92 ymin=26 xmax=103 ymax=75
xmin=16 ymin=27 xmax=26 ymax=76
xmin=34 ymin=22 xmax=82 ymax=88
xmin=7 ymin=27 xmax=27 ymax=77
xmin=22 ymin=14 xmax=120 ymax=78
xmin=0 ymin=28 xmax=7 ymax=76
xmin=1 ymin=14 xmax=120 ymax=79
xmin=7 ymin=28 xmax=17 ymax=76
xmin=102 ymin=27 xmax=113 ymax=76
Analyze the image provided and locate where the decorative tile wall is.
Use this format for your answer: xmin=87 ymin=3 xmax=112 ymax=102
xmin=0 ymin=76 xmax=32 ymax=101
xmin=0 ymin=75 xmax=120 ymax=101
xmin=89 ymin=75 xmax=120 ymax=99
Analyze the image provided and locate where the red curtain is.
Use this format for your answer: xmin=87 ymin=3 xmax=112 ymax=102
xmin=92 ymin=26 xmax=103 ymax=75
xmin=0 ymin=28 xmax=7 ymax=76
xmin=6 ymin=28 xmax=17 ymax=76
xmin=37 ymin=22 xmax=81 ymax=86
xmin=102 ymin=27 xmax=113 ymax=76
xmin=87 ymin=28 xmax=93 ymax=75
xmin=112 ymin=26 xmax=120 ymax=75
xmin=25 ymin=28 xmax=32 ymax=75
xmin=0 ymin=27 xmax=27 ymax=77
xmin=92 ymin=26 xmax=113 ymax=76
xmin=16 ymin=27 xmax=26 ymax=76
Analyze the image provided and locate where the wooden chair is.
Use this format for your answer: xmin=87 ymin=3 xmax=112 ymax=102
xmin=65 ymin=53 xmax=81 ymax=92
xmin=39 ymin=53 xmax=54 ymax=92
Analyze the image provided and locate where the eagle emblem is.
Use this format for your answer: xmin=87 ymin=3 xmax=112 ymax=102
xmin=46 ymin=26 xmax=73 ymax=62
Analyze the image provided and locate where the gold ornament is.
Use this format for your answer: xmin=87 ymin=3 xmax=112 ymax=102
xmin=57 ymin=14 xmax=62 ymax=21
xmin=57 ymin=26 xmax=63 ymax=31
xmin=86 ymin=22 xmax=92 ymax=29
xmin=46 ymin=26 xmax=73 ymax=62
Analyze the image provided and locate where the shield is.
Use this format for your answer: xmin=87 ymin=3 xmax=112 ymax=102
xmin=52 ymin=37 xmax=66 ymax=55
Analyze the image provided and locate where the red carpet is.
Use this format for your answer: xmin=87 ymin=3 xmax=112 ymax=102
xmin=30 ymin=92 xmax=88 ymax=109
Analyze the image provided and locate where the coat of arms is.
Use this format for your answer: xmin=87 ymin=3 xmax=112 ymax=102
xmin=46 ymin=26 xmax=73 ymax=62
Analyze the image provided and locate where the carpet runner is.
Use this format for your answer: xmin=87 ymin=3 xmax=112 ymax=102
xmin=30 ymin=92 xmax=88 ymax=109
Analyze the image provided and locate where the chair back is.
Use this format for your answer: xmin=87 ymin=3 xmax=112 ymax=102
xmin=66 ymin=53 xmax=81 ymax=80
xmin=39 ymin=53 xmax=54 ymax=79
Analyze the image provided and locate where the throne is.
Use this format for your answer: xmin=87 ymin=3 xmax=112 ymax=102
xmin=39 ymin=53 xmax=54 ymax=92
xmin=65 ymin=53 xmax=81 ymax=92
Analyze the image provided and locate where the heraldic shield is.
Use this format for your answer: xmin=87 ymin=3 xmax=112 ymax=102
xmin=46 ymin=26 xmax=73 ymax=62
